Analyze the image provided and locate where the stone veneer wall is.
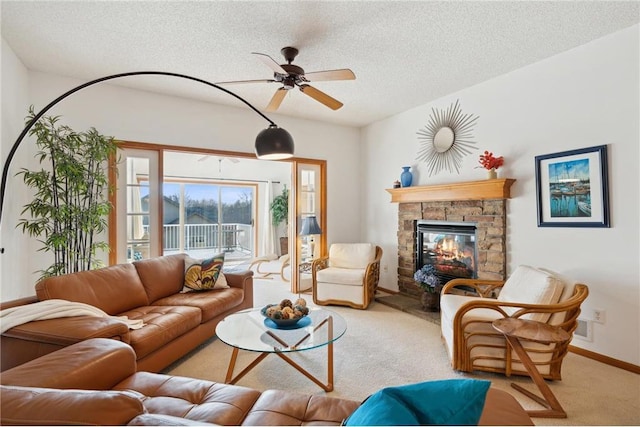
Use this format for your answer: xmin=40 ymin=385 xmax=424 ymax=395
xmin=397 ymin=199 xmax=507 ymax=298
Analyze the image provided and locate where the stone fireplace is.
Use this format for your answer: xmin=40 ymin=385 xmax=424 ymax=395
xmin=416 ymin=220 xmax=478 ymax=285
xmin=387 ymin=179 xmax=515 ymax=300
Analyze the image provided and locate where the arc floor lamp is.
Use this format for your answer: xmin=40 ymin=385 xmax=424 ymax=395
xmin=0 ymin=71 xmax=295 ymax=232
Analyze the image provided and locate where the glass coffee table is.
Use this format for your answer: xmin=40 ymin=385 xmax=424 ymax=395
xmin=215 ymin=307 xmax=346 ymax=392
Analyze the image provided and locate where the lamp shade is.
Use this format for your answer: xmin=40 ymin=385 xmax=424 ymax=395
xmin=300 ymin=215 xmax=322 ymax=235
xmin=255 ymin=124 xmax=295 ymax=160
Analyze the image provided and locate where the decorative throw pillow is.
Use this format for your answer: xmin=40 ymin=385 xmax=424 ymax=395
xmin=344 ymin=379 xmax=491 ymax=426
xmin=183 ymin=253 xmax=226 ymax=291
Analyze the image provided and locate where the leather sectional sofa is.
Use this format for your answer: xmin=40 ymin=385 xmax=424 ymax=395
xmin=1 ymin=254 xmax=253 ymax=372
xmin=0 ymin=338 xmax=533 ymax=425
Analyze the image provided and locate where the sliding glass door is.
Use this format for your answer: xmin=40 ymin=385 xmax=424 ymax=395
xmin=162 ymin=181 xmax=255 ymax=265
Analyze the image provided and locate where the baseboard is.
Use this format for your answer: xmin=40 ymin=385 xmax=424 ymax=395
xmin=569 ymin=345 xmax=640 ymax=374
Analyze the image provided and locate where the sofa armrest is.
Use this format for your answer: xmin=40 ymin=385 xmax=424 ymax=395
xmin=224 ymin=270 xmax=253 ymax=290
xmin=1 ymin=385 xmax=145 ymax=426
xmin=0 ymin=296 xmax=39 ymax=310
xmin=224 ymin=271 xmax=254 ymax=310
xmin=2 ymin=316 xmax=131 ymax=371
xmin=1 ymin=338 xmax=137 ymax=390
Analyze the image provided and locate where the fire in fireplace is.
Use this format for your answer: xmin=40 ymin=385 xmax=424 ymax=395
xmin=416 ymin=220 xmax=477 ymax=285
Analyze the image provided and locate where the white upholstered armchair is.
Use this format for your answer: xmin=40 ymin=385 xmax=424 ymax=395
xmin=312 ymin=243 xmax=382 ymax=310
xmin=440 ymin=265 xmax=589 ymax=380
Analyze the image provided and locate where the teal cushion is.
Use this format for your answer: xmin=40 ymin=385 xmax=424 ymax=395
xmin=344 ymin=379 xmax=491 ymax=426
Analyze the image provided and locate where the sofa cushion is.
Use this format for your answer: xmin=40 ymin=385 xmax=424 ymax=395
xmin=35 ymin=263 xmax=149 ymax=315
xmin=317 ymin=267 xmax=365 ymax=286
xmin=183 ymin=253 xmax=226 ymax=291
xmin=114 ymin=372 xmax=263 ymax=426
xmin=329 ymin=244 xmax=375 ymax=269
xmin=242 ymin=389 xmax=360 ymax=426
xmin=134 ymin=253 xmax=187 ymax=303
xmin=538 ymin=267 xmax=579 ymax=325
xmin=344 ymin=379 xmax=491 ymax=426
xmin=119 ymin=306 xmax=202 ymax=359
xmin=153 ymin=287 xmax=245 ymax=322
xmin=497 ymin=265 xmax=564 ymax=323
xmin=0 ymin=385 xmax=145 ymax=426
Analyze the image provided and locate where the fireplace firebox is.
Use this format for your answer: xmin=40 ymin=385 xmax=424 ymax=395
xmin=416 ymin=220 xmax=477 ymax=286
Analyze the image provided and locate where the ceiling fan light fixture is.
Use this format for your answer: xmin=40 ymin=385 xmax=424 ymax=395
xmin=255 ymin=124 xmax=295 ymax=160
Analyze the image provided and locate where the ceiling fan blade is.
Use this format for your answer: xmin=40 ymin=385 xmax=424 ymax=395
xmin=215 ymin=79 xmax=276 ymax=85
xmin=265 ymin=88 xmax=288 ymax=112
xmin=252 ymin=52 xmax=288 ymax=75
xmin=303 ymin=69 xmax=356 ymax=82
xmin=298 ymin=84 xmax=343 ymax=110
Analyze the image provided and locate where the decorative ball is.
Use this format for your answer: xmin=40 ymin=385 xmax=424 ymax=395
xmin=295 ymin=298 xmax=307 ymax=307
xmin=280 ymin=299 xmax=293 ymax=309
xmin=294 ymin=304 xmax=309 ymax=315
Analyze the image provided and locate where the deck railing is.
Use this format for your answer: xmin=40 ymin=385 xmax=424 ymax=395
xmin=158 ymin=223 xmax=253 ymax=252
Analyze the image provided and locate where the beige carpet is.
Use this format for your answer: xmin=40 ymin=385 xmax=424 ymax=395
xmin=164 ymin=278 xmax=640 ymax=426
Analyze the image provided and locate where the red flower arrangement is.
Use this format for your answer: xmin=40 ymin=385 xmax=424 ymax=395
xmin=478 ymin=151 xmax=504 ymax=170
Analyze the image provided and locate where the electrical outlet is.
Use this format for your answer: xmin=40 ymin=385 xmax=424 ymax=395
xmin=593 ymin=308 xmax=606 ymax=324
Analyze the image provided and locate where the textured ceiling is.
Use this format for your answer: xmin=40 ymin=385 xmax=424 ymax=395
xmin=2 ymin=1 xmax=638 ymax=128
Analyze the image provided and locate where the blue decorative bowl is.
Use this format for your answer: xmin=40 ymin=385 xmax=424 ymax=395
xmin=261 ymin=305 xmax=308 ymax=328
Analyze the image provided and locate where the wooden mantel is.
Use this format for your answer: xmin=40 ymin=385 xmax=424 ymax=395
xmin=386 ymin=178 xmax=516 ymax=203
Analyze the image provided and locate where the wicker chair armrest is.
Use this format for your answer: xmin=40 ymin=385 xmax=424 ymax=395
xmin=363 ymin=247 xmax=383 ymax=278
xmin=453 ymin=284 xmax=589 ymax=330
xmin=311 ymin=257 xmax=329 ymax=275
xmin=442 ymin=278 xmax=505 ymax=298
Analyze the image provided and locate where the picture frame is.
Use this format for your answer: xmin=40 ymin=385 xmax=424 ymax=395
xmin=535 ymin=145 xmax=610 ymax=228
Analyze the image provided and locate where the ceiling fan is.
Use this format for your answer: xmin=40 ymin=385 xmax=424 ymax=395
xmin=216 ymin=46 xmax=355 ymax=112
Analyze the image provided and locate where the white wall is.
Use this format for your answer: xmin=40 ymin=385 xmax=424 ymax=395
xmin=0 ymin=63 xmax=361 ymax=300
xmin=362 ymin=25 xmax=640 ymax=365
xmin=0 ymin=39 xmax=32 ymax=301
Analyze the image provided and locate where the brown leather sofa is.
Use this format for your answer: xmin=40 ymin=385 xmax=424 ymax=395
xmin=1 ymin=254 xmax=253 ymax=372
xmin=0 ymin=338 xmax=533 ymax=426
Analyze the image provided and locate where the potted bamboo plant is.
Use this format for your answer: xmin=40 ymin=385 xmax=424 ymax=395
xmin=17 ymin=107 xmax=120 ymax=278
xmin=270 ymin=185 xmax=289 ymax=255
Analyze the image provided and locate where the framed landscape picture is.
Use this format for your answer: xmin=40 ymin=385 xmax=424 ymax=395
xmin=535 ymin=145 xmax=610 ymax=228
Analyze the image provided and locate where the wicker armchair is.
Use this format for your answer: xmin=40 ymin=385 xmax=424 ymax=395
xmin=440 ymin=266 xmax=588 ymax=380
xmin=248 ymin=254 xmax=290 ymax=282
xmin=312 ymin=244 xmax=382 ymax=310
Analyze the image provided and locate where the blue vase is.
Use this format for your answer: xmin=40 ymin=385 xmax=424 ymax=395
xmin=400 ymin=166 xmax=413 ymax=187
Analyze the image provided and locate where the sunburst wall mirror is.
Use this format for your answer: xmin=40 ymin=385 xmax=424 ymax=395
xmin=416 ymin=99 xmax=479 ymax=177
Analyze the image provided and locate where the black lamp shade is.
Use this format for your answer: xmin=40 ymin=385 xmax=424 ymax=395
xmin=300 ymin=215 xmax=322 ymax=235
xmin=255 ymin=125 xmax=295 ymax=160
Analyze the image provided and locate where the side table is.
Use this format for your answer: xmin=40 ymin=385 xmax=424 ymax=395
xmin=298 ymin=261 xmax=313 ymax=293
xmin=492 ymin=317 xmax=570 ymax=418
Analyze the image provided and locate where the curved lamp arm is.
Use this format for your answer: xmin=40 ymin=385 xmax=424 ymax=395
xmin=0 ymin=70 xmax=293 ymax=228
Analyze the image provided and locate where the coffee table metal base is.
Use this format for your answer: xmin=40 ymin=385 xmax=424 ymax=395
xmin=224 ymin=316 xmax=335 ymax=392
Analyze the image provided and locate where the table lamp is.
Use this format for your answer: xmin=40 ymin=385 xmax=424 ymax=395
xmin=299 ymin=215 xmax=322 ymax=260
